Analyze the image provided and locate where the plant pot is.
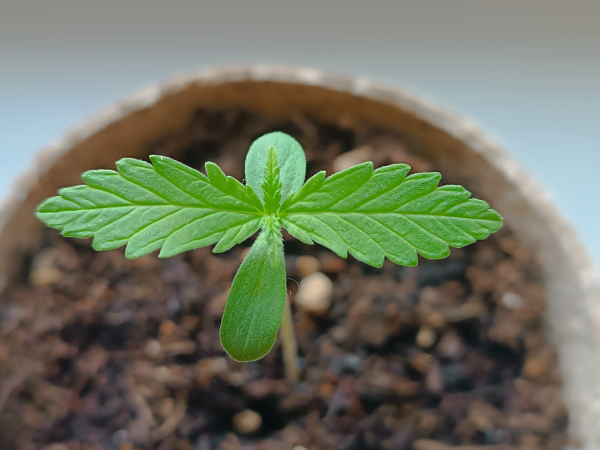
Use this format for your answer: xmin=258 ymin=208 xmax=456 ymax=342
xmin=0 ymin=65 xmax=597 ymax=449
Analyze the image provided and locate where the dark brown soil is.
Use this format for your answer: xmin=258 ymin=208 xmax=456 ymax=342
xmin=0 ymin=109 xmax=572 ymax=450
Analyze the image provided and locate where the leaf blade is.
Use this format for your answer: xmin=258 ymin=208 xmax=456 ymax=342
xmin=36 ymin=156 xmax=262 ymax=259
xmin=220 ymin=232 xmax=287 ymax=362
xmin=281 ymin=164 xmax=503 ymax=266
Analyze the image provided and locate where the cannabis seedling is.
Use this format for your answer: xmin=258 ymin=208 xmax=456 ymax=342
xmin=36 ymin=132 xmax=503 ymax=381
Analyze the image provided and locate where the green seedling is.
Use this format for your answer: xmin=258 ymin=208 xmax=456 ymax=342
xmin=36 ymin=131 xmax=503 ymax=381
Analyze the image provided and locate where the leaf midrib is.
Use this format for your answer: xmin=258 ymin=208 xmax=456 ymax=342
xmin=47 ymin=203 xmax=264 ymax=216
xmin=279 ymin=211 xmax=499 ymax=222
xmin=87 ymin=166 xmax=263 ymax=214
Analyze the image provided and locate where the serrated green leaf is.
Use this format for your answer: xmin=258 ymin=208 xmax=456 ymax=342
xmin=245 ymin=132 xmax=306 ymax=203
xmin=36 ymin=156 xmax=262 ymax=259
xmin=280 ymin=163 xmax=503 ymax=267
xmin=220 ymin=231 xmax=286 ymax=362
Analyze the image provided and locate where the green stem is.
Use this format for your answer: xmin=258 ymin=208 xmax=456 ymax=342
xmin=280 ymin=296 xmax=300 ymax=383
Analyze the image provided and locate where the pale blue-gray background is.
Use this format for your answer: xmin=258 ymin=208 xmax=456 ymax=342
xmin=1 ymin=0 xmax=599 ymax=263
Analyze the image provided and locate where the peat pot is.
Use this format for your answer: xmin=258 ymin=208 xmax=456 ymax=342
xmin=0 ymin=66 xmax=598 ymax=450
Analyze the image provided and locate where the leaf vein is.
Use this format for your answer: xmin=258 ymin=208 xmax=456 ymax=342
xmin=94 ymin=207 xmax=139 ymax=234
xmin=338 ymin=214 xmax=385 ymax=253
xmin=118 ymin=170 xmax=179 ymax=204
xmin=326 ymin=175 xmax=371 ymax=209
xmin=133 ymin=208 xmax=189 ymax=239
xmin=368 ymin=215 xmax=416 ymax=253
xmin=402 ymin=215 xmax=453 ymax=244
xmin=84 ymin=185 xmax=136 ymax=205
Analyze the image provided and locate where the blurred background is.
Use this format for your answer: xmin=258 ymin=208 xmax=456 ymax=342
xmin=1 ymin=0 xmax=599 ymax=263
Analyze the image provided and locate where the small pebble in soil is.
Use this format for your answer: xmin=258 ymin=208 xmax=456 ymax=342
xmin=153 ymin=365 xmax=171 ymax=382
xmin=436 ymin=329 xmax=466 ymax=360
xmin=233 ymin=409 xmax=262 ymax=434
xmin=145 ymin=340 xmax=161 ymax=357
xmin=523 ymin=355 xmax=549 ymax=380
xmin=502 ymin=291 xmax=524 ymax=309
xmin=319 ymin=253 xmax=346 ymax=273
xmin=295 ymin=255 xmax=321 ymax=277
xmin=295 ymin=271 xmax=333 ymax=315
xmin=416 ymin=325 xmax=437 ymax=349
xmin=411 ymin=352 xmax=433 ymax=373
xmin=332 ymin=145 xmax=373 ymax=172
xmin=112 ymin=429 xmax=129 ymax=446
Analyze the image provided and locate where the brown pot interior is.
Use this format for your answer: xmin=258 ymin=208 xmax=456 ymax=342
xmin=0 ymin=70 xmax=597 ymax=449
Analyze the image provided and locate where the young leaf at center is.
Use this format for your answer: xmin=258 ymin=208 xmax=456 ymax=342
xmin=220 ymin=230 xmax=287 ymax=362
xmin=245 ymin=131 xmax=306 ymax=203
xmin=262 ymin=146 xmax=283 ymax=214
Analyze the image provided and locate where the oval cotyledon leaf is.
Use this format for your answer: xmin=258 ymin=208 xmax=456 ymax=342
xmin=220 ymin=230 xmax=287 ymax=362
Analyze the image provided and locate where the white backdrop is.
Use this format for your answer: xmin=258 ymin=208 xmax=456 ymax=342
xmin=1 ymin=0 xmax=599 ymax=264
